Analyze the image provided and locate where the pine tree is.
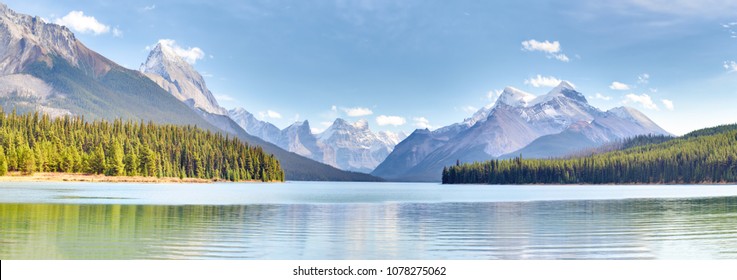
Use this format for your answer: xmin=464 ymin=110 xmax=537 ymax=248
xmin=107 ymin=139 xmax=125 ymax=176
xmin=89 ymin=144 xmax=106 ymax=175
xmin=0 ymin=110 xmax=284 ymax=182
xmin=125 ymin=151 xmax=139 ymax=176
xmin=0 ymin=146 xmax=8 ymax=176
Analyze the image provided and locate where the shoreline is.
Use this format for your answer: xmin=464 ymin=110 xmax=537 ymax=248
xmin=0 ymin=172 xmax=237 ymax=184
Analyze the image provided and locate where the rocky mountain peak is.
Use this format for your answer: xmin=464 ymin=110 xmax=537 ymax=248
xmin=496 ymin=87 xmax=535 ymax=107
xmin=139 ymin=40 xmax=227 ymax=115
xmin=1 ymin=4 xmax=98 ymax=75
xmin=548 ymin=81 xmax=586 ymax=103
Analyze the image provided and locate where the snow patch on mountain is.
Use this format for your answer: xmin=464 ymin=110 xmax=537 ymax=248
xmin=229 ymin=111 xmax=407 ymax=172
xmin=373 ymin=81 xmax=671 ymax=181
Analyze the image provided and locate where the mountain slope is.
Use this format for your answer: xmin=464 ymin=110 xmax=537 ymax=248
xmin=316 ymin=118 xmax=403 ymax=173
xmin=375 ymin=82 xmax=670 ymax=182
xmin=140 ymin=41 xmax=227 ymax=115
xmin=444 ymin=124 xmax=737 ymax=184
xmin=278 ymin=120 xmax=323 ymax=160
xmin=500 ymin=107 xmax=671 ymax=159
xmin=1 ymin=4 xmax=381 ymax=181
xmin=229 ymin=108 xmax=406 ymax=173
xmin=0 ymin=3 xmax=216 ymax=128
xmin=193 ymin=111 xmax=379 ymax=180
xmin=229 ymin=107 xmax=282 ymax=143
xmin=137 ymin=35 xmax=382 ymax=181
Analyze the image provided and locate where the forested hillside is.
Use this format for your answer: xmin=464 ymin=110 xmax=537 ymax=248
xmin=0 ymin=109 xmax=284 ymax=182
xmin=443 ymin=124 xmax=737 ymax=184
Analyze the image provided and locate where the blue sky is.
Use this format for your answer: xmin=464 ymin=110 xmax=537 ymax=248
xmin=5 ymin=0 xmax=737 ymax=135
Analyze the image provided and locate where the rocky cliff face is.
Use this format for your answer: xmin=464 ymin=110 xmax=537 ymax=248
xmin=228 ymin=107 xmax=282 ymax=143
xmin=140 ymin=41 xmax=227 ymax=115
xmin=0 ymin=4 xmax=113 ymax=77
xmin=315 ymin=118 xmax=405 ymax=173
xmin=0 ymin=3 xmax=122 ymax=118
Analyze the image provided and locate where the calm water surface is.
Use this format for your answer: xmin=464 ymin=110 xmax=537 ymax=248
xmin=1 ymin=182 xmax=736 ymax=259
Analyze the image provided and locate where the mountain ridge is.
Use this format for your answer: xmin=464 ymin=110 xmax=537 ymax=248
xmin=136 ymin=37 xmax=382 ymax=181
xmin=372 ymin=82 xmax=670 ymax=182
xmin=229 ymin=108 xmax=406 ymax=173
xmin=1 ymin=4 xmax=382 ymax=181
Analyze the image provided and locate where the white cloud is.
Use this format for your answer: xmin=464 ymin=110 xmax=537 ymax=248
xmin=638 ymin=73 xmax=650 ymax=84
xmin=724 ymin=61 xmax=737 ymax=72
xmin=524 ymin=75 xmax=562 ymax=88
xmin=521 ymin=39 xmax=569 ymax=62
xmin=521 ymin=39 xmax=561 ymax=53
xmin=609 ymin=81 xmax=631 ymax=90
xmin=112 ymin=27 xmax=122 ymax=37
xmin=461 ymin=106 xmax=477 ymax=114
xmin=331 ymin=105 xmax=338 ymax=111
xmin=553 ymin=53 xmax=570 ymax=62
xmin=662 ymin=99 xmax=674 ymax=111
xmin=156 ymin=39 xmax=205 ymax=64
xmin=376 ymin=115 xmax=406 ymax=126
xmin=341 ymin=107 xmax=373 ymax=117
xmin=259 ymin=110 xmax=282 ymax=119
xmin=413 ymin=117 xmax=432 ymax=129
xmin=591 ymin=93 xmax=612 ymax=101
xmin=54 ymin=11 xmax=110 ymax=35
xmin=143 ymin=5 xmax=156 ymax=11
xmin=624 ymin=93 xmax=659 ymax=110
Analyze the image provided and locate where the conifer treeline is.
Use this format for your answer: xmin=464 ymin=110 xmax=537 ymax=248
xmin=442 ymin=125 xmax=737 ymax=184
xmin=0 ymin=109 xmax=284 ymax=182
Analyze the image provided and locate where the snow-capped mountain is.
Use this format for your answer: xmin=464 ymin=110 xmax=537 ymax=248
xmin=229 ymin=109 xmax=407 ymax=172
xmin=277 ymin=120 xmax=322 ymax=160
xmin=228 ymin=107 xmax=282 ymax=143
xmin=372 ymin=81 xmax=670 ymax=181
xmin=140 ymin=41 xmax=227 ymax=115
xmin=0 ymin=4 xmax=381 ymax=181
xmin=317 ymin=118 xmax=406 ymax=173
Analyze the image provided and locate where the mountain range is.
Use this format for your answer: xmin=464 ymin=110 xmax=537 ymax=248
xmin=0 ymin=3 xmax=671 ymax=182
xmin=371 ymin=82 xmax=670 ymax=181
xmin=228 ymin=108 xmax=406 ymax=173
xmin=0 ymin=3 xmax=380 ymax=181
xmin=138 ymin=40 xmax=404 ymax=174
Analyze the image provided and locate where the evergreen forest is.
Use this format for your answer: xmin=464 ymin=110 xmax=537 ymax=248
xmin=0 ymin=109 xmax=284 ymax=182
xmin=443 ymin=124 xmax=737 ymax=184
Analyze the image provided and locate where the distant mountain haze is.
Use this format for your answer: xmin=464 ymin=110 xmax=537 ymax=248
xmin=229 ymin=109 xmax=406 ymax=173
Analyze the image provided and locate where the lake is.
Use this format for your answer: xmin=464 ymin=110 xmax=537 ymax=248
xmin=1 ymin=181 xmax=736 ymax=259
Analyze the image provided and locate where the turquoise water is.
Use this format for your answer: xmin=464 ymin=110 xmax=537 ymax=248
xmin=0 ymin=182 xmax=736 ymax=259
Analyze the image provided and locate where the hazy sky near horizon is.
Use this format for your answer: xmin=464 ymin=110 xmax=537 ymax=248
xmin=4 ymin=0 xmax=737 ymax=135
